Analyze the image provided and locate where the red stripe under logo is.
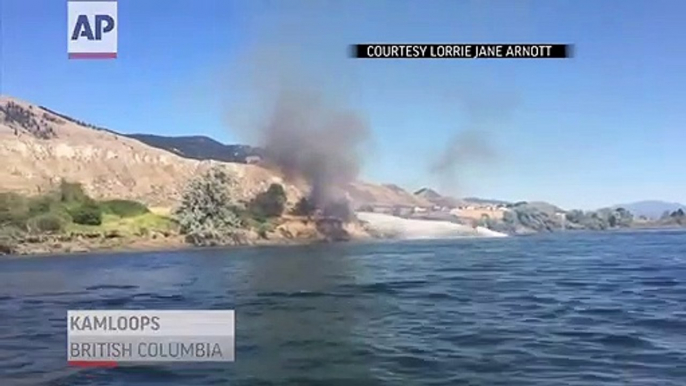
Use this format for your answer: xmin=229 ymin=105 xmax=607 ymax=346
xmin=68 ymin=52 xmax=117 ymax=59
xmin=68 ymin=361 xmax=118 ymax=368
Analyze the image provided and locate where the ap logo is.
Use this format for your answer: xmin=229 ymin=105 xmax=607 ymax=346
xmin=68 ymin=0 xmax=118 ymax=59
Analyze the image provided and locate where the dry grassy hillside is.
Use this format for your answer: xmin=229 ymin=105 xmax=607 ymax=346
xmin=0 ymin=96 xmax=300 ymax=208
xmin=0 ymin=95 xmax=428 ymax=211
xmin=346 ymin=182 xmax=432 ymax=208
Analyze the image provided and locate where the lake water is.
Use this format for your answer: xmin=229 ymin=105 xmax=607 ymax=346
xmin=1 ymin=230 xmax=685 ymax=385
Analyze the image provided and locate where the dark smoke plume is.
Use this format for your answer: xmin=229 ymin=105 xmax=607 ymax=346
xmin=261 ymin=84 xmax=369 ymax=216
xmin=430 ymin=89 xmax=518 ymax=192
xmin=431 ymin=129 xmax=495 ymax=177
xmin=223 ymin=48 xmax=370 ymax=220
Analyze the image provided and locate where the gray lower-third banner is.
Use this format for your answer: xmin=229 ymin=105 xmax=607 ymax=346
xmin=69 ymin=335 xmax=235 ymax=363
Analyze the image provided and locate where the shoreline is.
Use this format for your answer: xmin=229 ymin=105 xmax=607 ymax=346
xmin=3 ymin=221 xmax=683 ymax=259
xmin=3 ymin=234 xmax=187 ymax=258
xmin=0 ymin=224 xmax=376 ymax=258
xmin=2 ymin=234 xmax=387 ymax=258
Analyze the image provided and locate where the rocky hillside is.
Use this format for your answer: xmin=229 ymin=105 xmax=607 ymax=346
xmin=0 ymin=95 xmax=427 ymax=210
xmin=414 ymin=188 xmax=465 ymax=208
xmin=0 ymin=96 xmax=301 ymax=208
xmin=346 ymin=183 xmax=432 ymax=208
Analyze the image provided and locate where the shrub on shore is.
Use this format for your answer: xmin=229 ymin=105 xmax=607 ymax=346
xmin=27 ymin=213 xmax=68 ymax=233
xmin=28 ymin=195 xmax=60 ymax=217
xmin=248 ymin=183 xmax=287 ymax=220
xmin=175 ymin=167 xmax=244 ymax=246
xmin=100 ymin=199 xmax=149 ymax=218
xmin=0 ymin=192 xmax=30 ymax=228
xmin=0 ymin=181 xmax=158 ymax=236
xmin=68 ymin=202 xmax=103 ymax=226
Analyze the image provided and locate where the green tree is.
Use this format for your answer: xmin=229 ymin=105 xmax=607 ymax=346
xmin=175 ymin=167 xmax=243 ymax=246
xmin=69 ymin=202 xmax=103 ymax=225
xmin=27 ymin=213 xmax=67 ymax=233
xmin=565 ymin=210 xmax=584 ymax=224
xmin=249 ymin=184 xmax=287 ymax=220
xmin=612 ymin=207 xmax=634 ymax=227
xmin=0 ymin=192 xmax=29 ymax=228
xmin=28 ymin=195 xmax=59 ymax=217
xmin=668 ymin=209 xmax=685 ymax=225
xmin=101 ymin=199 xmax=149 ymax=217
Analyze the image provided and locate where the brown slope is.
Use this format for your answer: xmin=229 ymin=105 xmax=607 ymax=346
xmin=345 ymin=182 xmax=433 ymax=208
xmin=0 ymin=95 xmax=430 ymax=211
xmin=0 ymin=95 xmax=302 ymax=208
xmin=414 ymin=188 xmax=465 ymax=208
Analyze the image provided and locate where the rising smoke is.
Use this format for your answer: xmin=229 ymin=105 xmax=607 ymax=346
xmin=430 ymin=89 xmax=519 ymax=193
xmin=223 ymin=48 xmax=370 ymax=220
xmin=260 ymin=83 xmax=369 ymax=218
xmin=431 ymin=129 xmax=495 ymax=177
xmin=220 ymin=3 xmax=522 ymax=215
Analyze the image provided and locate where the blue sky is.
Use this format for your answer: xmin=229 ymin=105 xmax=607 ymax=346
xmin=2 ymin=0 xmax=684 ymax=209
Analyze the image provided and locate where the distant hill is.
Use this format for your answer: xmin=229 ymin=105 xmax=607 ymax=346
xmin=414 ymin=188 xmax=463 ymax=208
xmin=39 ymin=107 xmax=265 ymax=164
xmin=522 ymin=201 xmax=566 ymax=214
xmin=125 ymin=134 xmax=264 ymax=164
xmin=610 ymin=200 xmax=686 ymax=219
xmin=346 ymin=183 xmax=432 ymax=209
xmin=414 ymin=188 xmax=442 ymax=201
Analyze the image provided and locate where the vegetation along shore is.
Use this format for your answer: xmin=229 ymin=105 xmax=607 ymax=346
xmin=0 ymin=168 xmax=370 ymax=256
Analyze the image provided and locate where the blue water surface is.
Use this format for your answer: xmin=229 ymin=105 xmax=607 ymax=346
xmin=1 ymin=230 xmax=685 ymax=385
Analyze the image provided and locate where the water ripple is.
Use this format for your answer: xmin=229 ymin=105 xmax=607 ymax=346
xmin=0 ymin=230 xmax=685 ymax=385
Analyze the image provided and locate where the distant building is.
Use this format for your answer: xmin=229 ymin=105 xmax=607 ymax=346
xmin=245 ymin=155 xmax=261 ymax=164
xmin=450 ymin=204 xmax=509 ymax=221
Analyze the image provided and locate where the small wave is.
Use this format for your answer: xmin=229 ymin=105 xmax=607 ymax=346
xmin=95 ymin=296 xmax=134 ymax=307
xmin=593 ymin=332 xmax=656 ymax=348
xmin=85 ymin=284 xmax=139 ymax=291
xmin=633 ymin=316 xmax=686 ymax=333
xmin=447 ymin=332 xmax=515 ymax=347
xmin=256 ymin=290 xmax=332 ymax=299
xmin=577 ymin=306 xmax=626 ymax=317
xmin=339 ymin=280 xmax=430 ymax=296
xmin=146 ymin=294 xmax=186 ymax=302
xmin=639 ymin=278 xmax=681 ymax=287
xmin=555 ymin=279 xmax=591 ymax=288
xmin=423 ymin=292 xmax=454 ymax=300
xmin=385 ymin=353 xmax=439 ymax=370
xmin=23 ymin=332 xmax=54 ymax=341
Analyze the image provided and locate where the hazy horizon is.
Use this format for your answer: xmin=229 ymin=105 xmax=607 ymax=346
xmin=2 ymin=0 xmax=684 ymax=210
